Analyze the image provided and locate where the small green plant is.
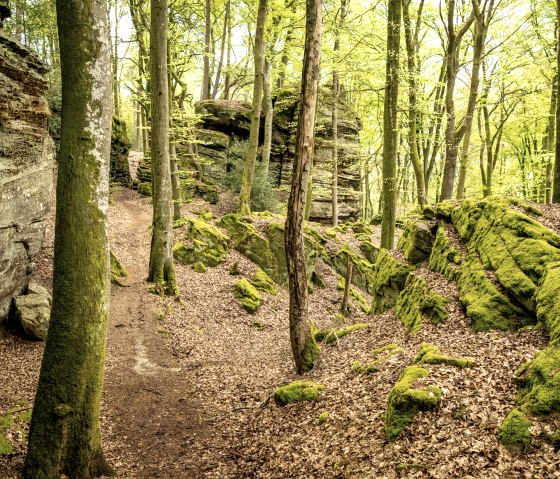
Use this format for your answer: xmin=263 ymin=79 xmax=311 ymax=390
xmin=318 ymin=411 xmax=330 ymax=424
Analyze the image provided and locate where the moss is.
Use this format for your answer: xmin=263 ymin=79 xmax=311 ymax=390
xmin=354 ymin=343 xmax=404 ymax=374
xmin=428 ymin=226 xmax=461 ymax=280
xmin=397 ymin=220 xmax=434 ymax=264
xmin=371 ymin=343 xmax=401 ymax=356
xmin=498 ymin=409 xmax=532 ymax=453
xmin=434 ymin=200 xmax=459 ymax=220
xmin=314 ymin=323 xmax=369 ymax=344
xmin=535 ymin=262 xmax=560 ymax=343
xmin=173 ymin=241 xmax=224 ymax=267
xmin=274 ymin=381 xmax=325 ymax=406
xmin=395 ymin=275 xmax=448 ymax=334
xmin=188 ymin=217 xmax=229 ymax=254
xmin=370 ymin=249 xmax=414 ymax=314
xmin=384 ymin=366 xmax=442 ymax=441
xmin=197 ymin=209 xmax=213 ymax=221
xmin=173 ymin=218 xmax=188 ymax=228
xmin=413 ymin=343 xmax=474 ymax=369
xmin=332 ymin=244 xmax=376 ymax=294
xmin=337 ymin=276 xmax=371 ymax=313
xmin=302 ymin=333 xmax=322 ymax=371
xmin=355 ymin=234 xmax=380 ymax=264
xmin=174 ymin=217 xmax=230 ymax=267
xmin=192 ymin=262 xmax=207 ymax=273
xmin=318 ymin=411 xmax=330 ymax=424
xmin=351 ymin=222 xmax=374 ymax=235
xmin=254 ymin=319 xmax=265 ymax=329
xmin=251 ymin=268 xmax=278 ymax=295
xmin=137 ymin=181 xmax=152 ymax=196
xmin=110 ymin=251 xmax=127 ymax=286
xmin=457 ymin=255 xmax=526 ymax=332
xmin=229 ymin=261 xmax=240 ymax=275
xmin=233 ymin=278 xmax=262 ymax=313
xmin=421 ymin=204 xmax=435 ymax=220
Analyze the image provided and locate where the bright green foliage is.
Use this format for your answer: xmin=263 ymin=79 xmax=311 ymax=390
xmin=110 ymin=251 xmax=128 ymax=286
xmin=384 ymin=366 xmax=442 ymax=441
xmin=314 ymin=323 xmax=369 ymax=344
xmin=193 ymin=262 xmax=207 ymax=273
xmin=395 ymin=275 xmax=448 ymax=334
xmin=318 ymin=411 xmax=330 ymax=424
xmin=233 ymin=278 xmax=262 ymax=313
xmin=251 ymin=268 xmax=277 ymax=295
xmin=498 ymin=409 xmax=532 ymax=453
xmin=428 ymin=226 xmax=461 ymax=280
xmin=535 ymin=262 xmax=560 ymax=343
xmin=274 ymin=381 xmax=325 ymax=406
xmin=370 ymin=249 xmax=414 ymax=314
xmin=457 ymin=255 xmax=525 ymax=331
xmin=413 ymin=343 xmax=474 ymax=369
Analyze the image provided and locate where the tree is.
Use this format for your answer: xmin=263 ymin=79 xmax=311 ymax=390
xmin=554 ymin=0 xmax=560 ymax=202
xmin=23 ymin=0 xmax=115 ymax=477
xmin=380 ymin=0 xmax=402 ymax=249
xmin=202 ymin=0 xmax=211 ymax=100
xmin=148 ymin=0 xmax=177 ymax=295
xmin=238 ymin=0 xmax=268 ymax=214
xmin=285 ymin=0 xmax=322 ymax=374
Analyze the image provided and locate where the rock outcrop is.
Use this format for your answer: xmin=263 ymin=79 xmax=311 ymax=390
xmin=0 ymin=30 xmax=54 ymax=321
xmin=14 ymin=282 xmax=51 ymax=340
xmin=193 ymin=85 xmax=362 ymax=223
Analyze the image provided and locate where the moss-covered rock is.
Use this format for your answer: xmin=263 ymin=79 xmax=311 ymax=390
xmin=370 ymin=250 xmax=414 ymax=314
xmin=355 ymin=233 xmax=380 ymax=264
xmin=395 ymin=275 xmax=448 ymax=334
xmin=251 ymin=268 xmax=277 ymax=295
xmin=457 ymin=255 xmax=527 ymax=332
xmin=110 ymin=251 xmax=128 ymax=286
xmin=398 ymin=220 xmax=434 ymax=264
xmin=193 ymin=262 xmax=207 ymax=273
xmin=428 ymin=225 xmax=462 ymax=280
xmin=138 ymin=181 xmax=152 ymax=196
xmin=332 ymin=244 xmax=376 ymax=293
xmin=233 ymin=278 xmax=262 ymax=313
xmin=353 ymin=343 xmax=403 ymax=374
xmin=435 ymin=200 xmax=459 ymax=221
xmin=384 ymin=366 xmax=442 ymax=441
xmin=174 ymin=217 xmax=230 ymax=267
xmin=535 ymin=262 xmax=560 ymax=343
xmin=337 ymin=276 xmax=371 ymax=313
xmin=314 ymin=323 xmax=369 ymax=344
xmin=498 ymin=409 xmax=532 ymax=453
xmin=110 ymin=116 xmax=132 ymax=185
xmin=274 ymin=381 xmax=325 ymax=406
xmin=413 ymin=343 xmax=473 ymax=369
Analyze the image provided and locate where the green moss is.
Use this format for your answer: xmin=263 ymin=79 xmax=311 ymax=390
xmin=251 ymin=268 xmax=278 ymax=295
xmin=397 ymin=220 xmax=434 ymax=264
xmin=457 ymin=254 xmax=525 ymax=332
xmin=535 ymin=262 xmax=560 ymax=343
xmin=197 ymin=209 xmax=213 ymax=221
xmin=254 ymin=319 xmax=265 ymax=329
xmin=138 ymin=181 xmax=152 ymax=196
xmin=384 ymin=366 xmax=442 ymax=441
xmin=233 ymin=278 xmax=262 ymax=313
xmin=173 ymin=241 xmax=224 ymax=267
xmin=395 ymin=275 xmax=448 ymax=334
xmin=193 ymin=262 xmax=207 ymax=273
xmin=173 ymin=217 xmax=188 ymax=228
xmin=332 ymin=244 xmax=376 ymax=294
xmin=314 ymin=323 xmax=369 ymax=344
xmin=435 ymin=200 xmax=459 ymax=220
xmin=274 ymin=381 xmax=325 ymax=406
xmin=318 ymin=411 xmax=330 ymax=424
xmin=302 ymin=332 xmax=322 ymax=372
xmin=188 ymin=217 xmax=229 ymax=254
xmin=498 ymin=409 xmax=532 ymax=453
xmin=370 ymin=249 xmax=414 ymax=314
xmin=371 ymin=343 xmax=400 ymax=356
xmin=354 ymin=343 xmax=404 ymax=375
xmin=413 ymin=343 xmax=473 ymax=369
xmin=428 ymin=226 xmax=461 ymax=280
xmin=229 ymin=261 xmax=240 ymax=275
xmin=337 ymin=276 xmax=371 ymax=313
xmin=110 ymin=251 xmax=128 ymax=286
xmin=174 ymin=217 xmax=230 ymax=267
xmin=421 ymin=204 xmax=435 ymax=219
xmin=354 ymin=234 xmax=380 ymax=264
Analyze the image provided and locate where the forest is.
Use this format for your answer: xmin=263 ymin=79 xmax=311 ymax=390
xmin=1 ymin=0 xmax=560 ymax=477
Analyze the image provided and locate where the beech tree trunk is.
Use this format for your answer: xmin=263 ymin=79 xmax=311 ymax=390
xmin=262 ymin=57 xmax=273 ymax=177
xmin=285 ymin=0 xmax=322 ymax=374
xmin=554 ymin=0 xmax=560 ymax=203
xmin=211 ymin=0 xmax=229 ymax=99
xmin=380 ymin=0 xmax=402 ymax=249
xmin=202 ymin=0 xmax=211 ymax=100
xmin=238 ymin=0 xmax=268 ymax=214
xmin=148 ymin=0 xmax=177 ymax=295
xmin=24 ymin=1 xmax=115 ymax=477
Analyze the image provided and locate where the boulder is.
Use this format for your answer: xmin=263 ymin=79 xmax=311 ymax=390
xmin=398 ymin=220 xmax=434 ymax=264
xmin=0 ymin=30 xmax=54 ymax=321
xmin=110 ymin=116 xmax=132 ymax=185
xmin=15 ymin=283 xmax=52 ymax=340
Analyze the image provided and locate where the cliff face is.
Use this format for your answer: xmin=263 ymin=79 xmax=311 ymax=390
xmin=194 ymin=85 xmax=362 ymax=222
xmin=0 ymin=30 xmax=54 ymax=320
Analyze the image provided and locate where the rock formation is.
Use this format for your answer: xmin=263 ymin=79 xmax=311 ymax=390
xmin=193 ymin=85 xmax=362 ymax=222
xmin=0 ymin=29 xmax=54 ymax=321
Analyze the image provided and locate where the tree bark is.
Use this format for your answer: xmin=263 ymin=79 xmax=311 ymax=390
xmin=285 ymin=0 xmax=322 ymax=374
xmin=211 ymin=0 xmax=229 ymax=99
xmin=24 ymin=1 xmax=114 ymax=477
xmin=262 ymin=56 xmax=273 ymax=177
xmin=202 ymin=0 xmax=211 ymax=100
xmin=554 ymin=0 xmax=560 ymax=202
xmin=238 ymin=0 xmax=268 ymax=214
xmin=168 ymin=41 xmax=182 ymax=221
xmin=112 ymin=0 xmax=120 ymax=117
xmin=148 ymin=0 xmax=177 ymax=295
xmin=380 ymin=0 xmax=402 ymax=250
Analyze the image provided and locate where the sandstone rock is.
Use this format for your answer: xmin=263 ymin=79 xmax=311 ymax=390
xmin=15 ymin=283 xmax=52 ymax=340
xmin=0 ymin=31 xmax=54 ymax=321
xmin=398 ymin=220 xmax=434 ymax=264
xmin=110 ymin=116 xmax=132 ymax=185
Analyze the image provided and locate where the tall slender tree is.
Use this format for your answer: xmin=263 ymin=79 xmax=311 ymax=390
xmin=24 ymin=0 xmax=115 ymax=477
xmin=380 ymin=0 xmax=402 ymax=249
xmin=285 ymin=0 xmax=322 ymax=374
xmin=238 ymin=0 xmax=268 ymax=214
xmin=554 ymin=0 xmax=560 ymax=202
xmin=201 ymin=0 xmax=211 ymax=100
xmin=148 ymin=0 xmax=177 ymax=295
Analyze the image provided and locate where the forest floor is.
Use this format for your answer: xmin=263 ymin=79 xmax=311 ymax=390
xmin=1 ymin=183 xmax=560 ymax=478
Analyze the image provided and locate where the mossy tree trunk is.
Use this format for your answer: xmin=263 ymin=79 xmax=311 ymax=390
xmin=24 ymin=0 xmax=115 ymax=477
xmin=554 ymin=0 xmax=560 ymax=203
xmin=168 ymin=41 xmax=182 ymax=221
xmin=148 ymin=0 xmax=177 ymax=295
xmin=380 ymin=0 xmax=402 ymax=249
xmin=285 ymin=0 xmax=322 ymax=375
xmin=239 ymin=0 xmax=268 ymax=215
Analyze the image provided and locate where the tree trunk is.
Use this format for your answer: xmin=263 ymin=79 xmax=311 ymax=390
xmin=202 ymin=0 xmax=211 ymax=100
xmin=554 ymin=0 xmax=560 ymax=203
xmin=211 ymin=0 xmax=229 ymax=99
xmin=262 ymin=56 xmax=273 ymax=177
xmin=148 ymin=0 xmax=177 ymax=295
xmin=380 ymin=0 xmax=402 ymax=250
xmin=402 ymin=0 xmax=426 ymax=205
xmin=285 ymin=0 xmax=322 ymax=374
xmin=238 ymin=0 xmax=268 ymax=214
xmin=223 ymin=4 xmax=232 ymax=99
xmin=112 ymin=0 xmax=120 ymax=117
xmin=277 ymin=0 xmax=297 ymax=89
xmin=168 ymin=42 xmax=182 ymax=221
xmin=24 ymin=1 xmax=115 ymax=477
